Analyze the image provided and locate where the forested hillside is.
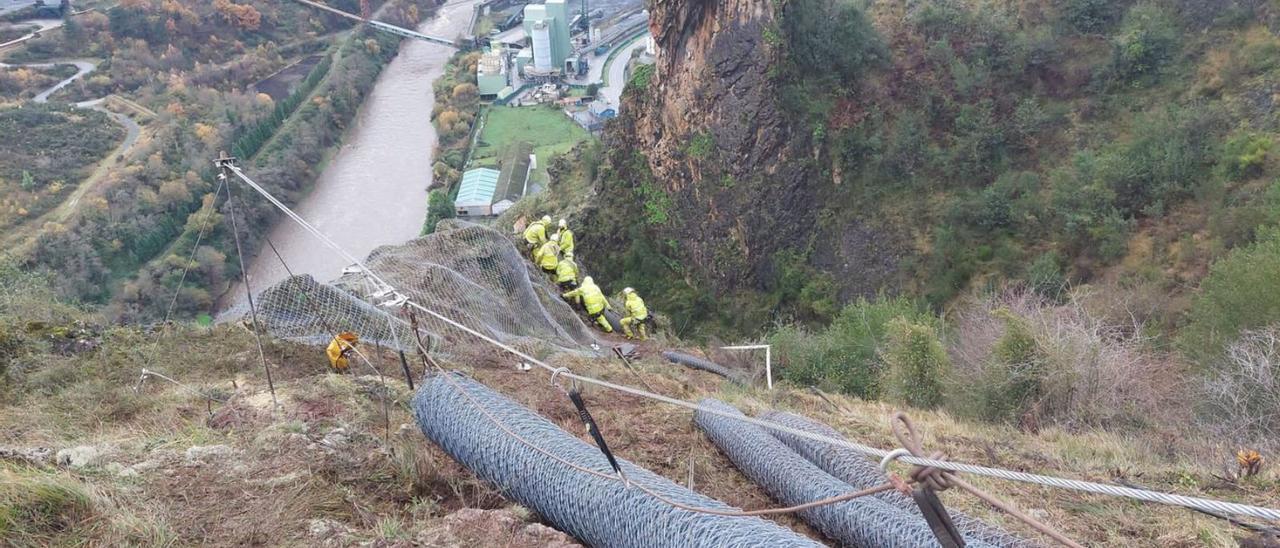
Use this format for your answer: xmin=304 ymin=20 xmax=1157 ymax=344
xmin=585 ymin=0 xmax=1280 ymax=330
xmin=2 ymin=0 xmax=437 ymax=319
xmin=567 ymin=0 xmax=1280 ymax=454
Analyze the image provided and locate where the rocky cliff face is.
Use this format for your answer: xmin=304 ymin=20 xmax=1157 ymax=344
xmin=583 ymin=0 xmax=821 ymax=303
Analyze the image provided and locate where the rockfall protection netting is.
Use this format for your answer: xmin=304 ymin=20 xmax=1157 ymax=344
xmin=695 ymin=399 xmax=999 ymax=548
xmin=412 ymin=372 xmax=822 ymax=548
xmin=760 ymin=411 xmax=1035 ymax=548
xmin=243 ymin=220 xmax=602 ymax=358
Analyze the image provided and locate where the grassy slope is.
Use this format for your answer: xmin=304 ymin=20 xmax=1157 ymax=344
xmin=2 ymin=317 xmax=1275 ymax=546
xmin=471 ymin=106 xmax=593 ymax=188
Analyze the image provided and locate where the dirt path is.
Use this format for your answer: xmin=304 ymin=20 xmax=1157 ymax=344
xmin=0 ymin=58 xmax=147 ymax=252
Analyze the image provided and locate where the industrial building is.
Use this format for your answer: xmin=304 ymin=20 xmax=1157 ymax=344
xmin=454 ymin=143 xmax=537 ymax=217
xmin=523 ymin=0 xmax=572 ymax=74
xmin=454 ymin=168 xmax=501 ymax=217
xmin=476 ymin=47 xmax=508 ymax=100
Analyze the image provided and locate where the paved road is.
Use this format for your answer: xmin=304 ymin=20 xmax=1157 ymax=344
xmin=599 ymin=33 xmax=646 ymax=108
xmin=0 ymin=57 xmax=144 ymax=251
xmin=0 ymin=17 xmax=61 ymax=49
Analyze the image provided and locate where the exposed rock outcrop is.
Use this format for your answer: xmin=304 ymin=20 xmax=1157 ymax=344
xmin=583 ymin=0 xmax=820 ymax=295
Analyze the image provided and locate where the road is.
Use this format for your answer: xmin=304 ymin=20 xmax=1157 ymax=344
xmin=0 ymin=17 xmax=61 ymax=49
xmin=599 ymin=32 xmax=646 ymax=107
xmin=0 ymin=58 xmax=145 ymax=251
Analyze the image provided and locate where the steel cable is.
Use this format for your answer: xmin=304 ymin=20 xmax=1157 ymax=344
xmin=695 ymin=398 xmax=998 ymax=548
xmin=761 ymin=411 xmax=1037 ymax=548
xmin=227 ymin=164 xmax=1280 ymax=524
xmin=412 ymin=372 xmax=823 ymax=547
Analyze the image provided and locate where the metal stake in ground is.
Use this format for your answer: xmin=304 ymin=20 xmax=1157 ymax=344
xmin=216 ymin=151 xmax=278 ymax=409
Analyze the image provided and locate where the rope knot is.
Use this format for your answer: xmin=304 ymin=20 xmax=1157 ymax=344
xmin=889 ymin=411 xmax=957 ymax=492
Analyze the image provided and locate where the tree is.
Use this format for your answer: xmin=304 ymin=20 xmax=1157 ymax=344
xmin=884 ymin=318 xmax=949 ymax=409
xmin=1182 ymin=227 xmax=1280 ymax=365
xmin=781 ymin=0 xmax=884 ymax=82
xmin=585 ymin=83 xmax=599 ymax=98
xmin=1113 ymin=4 xmax=1179 ymax=82
xmin=422 ymin=189 xmax=455 ymax=235
xmin=20 ymin=170 xmax=35 ymax=191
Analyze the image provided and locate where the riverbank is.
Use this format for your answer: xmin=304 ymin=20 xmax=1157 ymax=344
xmin=224 ymin=0 xmax=481 ymax=313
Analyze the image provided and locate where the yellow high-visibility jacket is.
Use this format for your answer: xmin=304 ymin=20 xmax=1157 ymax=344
xmin=523 ymin=220 xmax=548 ymax=245
xmin=557 ymin=228 xmax=575 ymax=255
xmin=563 ymin=282 xmax=609 ymax=314
xmin=555 ymin=259 xmax=578 ymax=284
xmin=625 ymin=293 xmax=648 ymax=320
xmin=325 ymin=332 xmax=359 ymax=372
xmin=536 ymin=241 xmax=559 ymax=270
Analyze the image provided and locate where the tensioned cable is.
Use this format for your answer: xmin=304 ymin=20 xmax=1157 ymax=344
xmin=163 ymin=178 xmax=227 ymax=323
xmin=226 ymin=164 xmax=1280 ymax=523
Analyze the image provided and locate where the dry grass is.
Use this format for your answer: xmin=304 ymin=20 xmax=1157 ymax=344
xmin=1 ymin=323 xmax=1277 ymax=546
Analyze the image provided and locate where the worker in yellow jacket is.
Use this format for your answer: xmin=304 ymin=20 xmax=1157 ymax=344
xmin=562 ymin=276 xmax=612 ymax=332
xmin=620 ymin=287 xmax=650 ymax=340
xmin=325 ymin=332 xmax=359 ymax=373
xmin=535 ymin=240 xmax=560 ymax=273
xmin=556 ymin=218 xmax=575 ymax=258
xmin=555 ymin=256 xmax=579 ymax=291
xmin=523 ymin=215 xmax=552 ymax=255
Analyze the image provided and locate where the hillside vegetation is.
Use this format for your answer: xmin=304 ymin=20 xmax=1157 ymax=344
xmin=526 ymin=0 xmax=1280 ymax=489
xmin=2 ymin=0 xmax=437 ymax=318
xmin=0 ymin=104 xmax=123 ymax=230
xmin=0 ymin=264 xmax=1275 ymax=546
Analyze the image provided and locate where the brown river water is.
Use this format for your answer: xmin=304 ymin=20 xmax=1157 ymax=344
xmin=222 ymin=0 xmax=479 ymax=312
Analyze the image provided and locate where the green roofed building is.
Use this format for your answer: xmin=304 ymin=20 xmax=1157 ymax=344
xmin=455 ymin=168 xmax=501 ymax=217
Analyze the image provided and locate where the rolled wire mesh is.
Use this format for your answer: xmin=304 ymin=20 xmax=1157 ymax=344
xmin=412 ymin=372 xmax=822 ymax=548
xmin=662 ymin=351 xmax=747 ymax=384
xmin=245 ymin=220 xmax=601 ymax=357
xmin=760 ymin=411 xmax=1035 ymax=548
xmin=695 ymin=399 xmax=996 ymax=548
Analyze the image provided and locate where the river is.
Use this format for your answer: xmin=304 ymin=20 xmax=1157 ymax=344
xmin=231 ymin=0 xmax=478 ymax=306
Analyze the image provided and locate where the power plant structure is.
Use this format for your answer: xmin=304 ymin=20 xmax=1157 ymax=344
xmin=522 ymin=0 xmax=573 ymax=75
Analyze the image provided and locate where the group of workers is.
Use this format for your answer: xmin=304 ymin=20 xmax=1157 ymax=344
xmin=323 ymin=215 xmax=650 ymax=373
xmin=522 ymin=215 xmax=650 ymax=340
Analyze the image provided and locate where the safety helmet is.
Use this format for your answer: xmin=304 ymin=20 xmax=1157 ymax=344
xmin=541 ymin=215 xmax=552 ymax=224
xmin=550 ymin=232 xmax=560 ymax=242
xmin=583 ymin=276 xmax=593 ymax=285
xmin=622 ymin=287 xmax=634 ymax=295
xmin=558 ymin=218 xmax=568 ymax=228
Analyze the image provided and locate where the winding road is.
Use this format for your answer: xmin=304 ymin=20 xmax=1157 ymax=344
xmin=0 ymin=56 xmax=144 ymax=250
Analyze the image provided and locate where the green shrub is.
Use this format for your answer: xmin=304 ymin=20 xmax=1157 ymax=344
xmin=686 ymin=132 xmax=715 ymax=159
xmin=626 ymin=64 xmax=654 ymax=93
xmin=976 ymin=310 xmax=1048 ymax=423
xmin=1218 ymin=132 xmax=1272 ymax=181
xmin=770 ymin=249 xmax=838 ymax=324
xmin=421 ymin=189 xmax=455 ymax=235
xmin=884 ymin=318 xmax=949 ymax=409
xmin=780 ymin=0 xmax=884 ymax=83
xmin=1112 ymin=4 xmax=1179 ymax=83
xmin=1181 ymin=227 xmax=1280 ymax=365
xmin=1025 ymin=251 xmax=1067 ymax=300
xmin=1063 ymin=0 xmax=1123 ymax=34
xmin=771 ymin=296 xmax=934 ymax=399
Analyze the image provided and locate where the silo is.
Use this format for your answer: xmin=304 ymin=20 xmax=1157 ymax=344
xmin=532 ymin=21 xmax=552 ymax=71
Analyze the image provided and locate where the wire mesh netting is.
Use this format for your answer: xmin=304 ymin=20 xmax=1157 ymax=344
xmin=413 ymin=372 xmax=823 ymax=548
xmin=696 ymin=399 xmax=999 ymax=548
xmin=239 ymin=220 xmax=602 ymax=358
xmin=760 ymin=411 xmax=1035 ymax=548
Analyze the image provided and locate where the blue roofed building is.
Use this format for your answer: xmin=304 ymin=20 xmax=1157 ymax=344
xmin=454 ymin=168 xmax=501 ymax=217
